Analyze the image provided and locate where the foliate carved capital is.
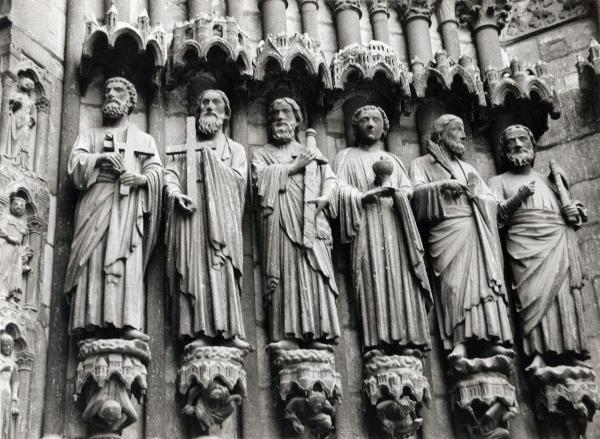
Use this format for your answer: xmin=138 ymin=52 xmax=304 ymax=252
xmin=75 ymin=339 xmax=150 ymax=438
xmin=328 ymin=0 xmax=362 ymax=18
xmin=528 ymin=363 xmax=600 ymax=435
xmin=456 ymin=0 xmax=512 ymax=32
xmin=396 ymin=0 xmax=433 ymax=24
xmin=368 ymin=0 xmax=390 ymax=16
xmin=364 ymin=351 xmax=431 ymax=438
xmin=436 ymin=0 xmax=458 ymax=25
xmin=271 ymin=348 xmax=342 ymax=438
xmin=178 ymin=344 xmax=248 ymax=434
xmin=16 ymin=351 xmax=35 ymax=371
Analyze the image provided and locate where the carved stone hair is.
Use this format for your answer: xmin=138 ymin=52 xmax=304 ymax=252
xmin=196 ymin=89 xmax=232 ymax=122
xmin=499 ymin=124 xmax=536 ymax=154
xmin=104 ymin=76 xmax=138 ymax=114
xmin=352 ymin=105 xmax=390 ymax=144
xmin=430 ymin=114 xmax=463 ymax=144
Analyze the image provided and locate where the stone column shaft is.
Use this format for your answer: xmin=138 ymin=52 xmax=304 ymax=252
xmin=436 ymin=0 xmax=460 ymax=60
xmin=369 ymin=1 xmax=391 ymax=44
xmin=260 ymin=0 xmax=288 ymax=38
xmin=300 ymin=0 xmax=320 ymax=40
xmin=148 ymin=0 xmax=165 ymax=25
xmin=416 ymin=98 xmax=444 ymax=153
xmin=342 ymin=95 xmax=368 ymax=147
xmin=34 ymin=98 xmax=49 ymax=176
xmin=41 ymin=0 xmax=84 ymax=435
xmin=188 ymin=0 xmax=212 ymax=18
xmin=332 ymin=1 xmax=362 ymax=49
xmin=0 ymin=73 xmax=16 ymax=156
xmin=406 ymin=18 xmax=433 ymax=64
xmin=474 ymin=25 xmax=503 ymax=71
xmin=227 ymin=0 xmax=244 ymax=23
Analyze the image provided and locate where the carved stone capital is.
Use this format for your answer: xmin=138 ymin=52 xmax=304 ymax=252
xmin=178 ymin=343 xmax=248 ymax=434
xmin=456 ymin=0 xmax=512 ymax=33
xmin=16 ymin=351 xmax=35 ymax=371
xmin=75 ymin=339 xmax=150 ymax=438
xmin=436 ymin=0 xmax=458 ymax=25
xmin=35 ymin=97 xmax=49 ymax=113
xmin=27 ymin=215 xmax=43 ymax=234
xmin=449 ymin=354 xmax=518 ymax=439
xmin=368 ymin=0 xmax=390 ymax=16
xmin=331 ymin=41 xmax=412 ymax=95
xmin=270 ymin=348 xmax=342 ymax=438
xmin=528 ymin=363 xmax=600 ymax=435
xmin=364 ymin=351 xmax=431 ymax=438
xmin=396 ymin=0 xmax=433 ymax=24
xmin=329 ymin=0 xmax=362 ymax=18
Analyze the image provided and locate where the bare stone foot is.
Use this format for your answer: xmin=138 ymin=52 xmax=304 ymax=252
xmin=525 ymin=354 xmax=546 ymax=373
xmin=400 ymin=348 xmax=423 ymax=359
xmin=448 ymin=343 xmax=467 ymax=363
xmin=488 ymin=344 xmax=515 ymax=358
xmin=227 ymin=336 xmax=255 ymax=352
xmin=123 ymin=329 xmax=150 ymax=342
xmin=307 ymin=340 xmax=335 ymax=352
xmin=268 ymin=340 xmax=300 ymax=351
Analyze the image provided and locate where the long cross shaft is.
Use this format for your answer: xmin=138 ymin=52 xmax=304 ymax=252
xmin=165 ymin=117 xmax=202 ymax=202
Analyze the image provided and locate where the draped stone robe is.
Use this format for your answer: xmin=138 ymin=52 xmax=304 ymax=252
xmin=0 ymin=212 xmax=28 ymax=298
xmin=165 ymin=134 xmax=246 ymax=340
xmin=489 ymin=171 xmax=588 ymax=359
xmin=64 ymin=124 xmax=163 ymax=334
xmin=252 ymin=142 xmax=341 ymax=343
xmin=409 ymin=148 xmax=512 ymax=351
xmin=332 ymin=147 xmax=432 ymax=351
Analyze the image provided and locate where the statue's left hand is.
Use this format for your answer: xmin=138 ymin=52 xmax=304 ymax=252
xmin=120 ymin=171 xmax=147 ymax=188
xmin=561 ymin=204 xmax=580 ymax=225
xmin=308 ymin=196 xmax=329 ymax=216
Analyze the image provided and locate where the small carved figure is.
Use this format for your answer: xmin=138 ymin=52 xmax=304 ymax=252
xmin=252 ymin=98 xmax=341 ymax=350
xmin=489 ymin=125 xmax=598 ymax=433
xmin=409 ymin=114 xmax=513 ymax=361
xmin=0 ymin=192 xmax=31 ymax=303
xmin=0 ymin=333 xmax=18 ymax=439
xmin=332 ymin=105 xmax=432 ymax=353
xmin=165 ymin=89 xmax=250 ymax=350
xmin=3 ymin=77 xmax=36 ymax=169
xmin=64 ymin=76 xmax=163 ymax=341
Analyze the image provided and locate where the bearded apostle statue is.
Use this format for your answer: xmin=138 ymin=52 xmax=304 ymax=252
xmin=409 ymin=115 xmax=517 ymax=438
xmin=65 ymin=76 xmax=162 ymax=437
xmin=165 ymin=89 xmax=251 ymax=434
xmin=64 ymin=76 xmax=163 ymax=341
xmin=332 ymin=105 xmax=432 ymax=437
xmin=489 ymin=125 xmax=598 ymax=432
xmin=252 ymin=98 xmax=342 ymax=437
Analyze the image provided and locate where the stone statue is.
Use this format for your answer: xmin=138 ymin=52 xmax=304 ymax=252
xmin=409 ymin=114 xmax=512 ymax=361
xmin=489 ymin=125 xmax=598 ymax=432
xmin=0 ymin=192 xmax=32 ymax=303
xmin=409 ymin=115 xmax=517 ymax=438
xmin=3 ymin=77 xmax=36 ymax=169
xmin=0 ymin=333 xmax=18 ymax=439
xmin=64 ymin=76 xmax=163 ymax=341
xmin=165 ymin=89 xmax=250 ymax=350
xmin=252 ymin=98 xmax=342 ymax=437
xmin=332 ymin=105 xmax=432 ymax=353
xmin=332 ymin=105 xmax=433 ymax=438
xmin=251 ymin=97 xmax=340 ymax=350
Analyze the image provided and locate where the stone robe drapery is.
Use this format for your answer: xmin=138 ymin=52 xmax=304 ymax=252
xmin=3 ymin=92 xmax=35 ymax=167
xmin=409 ymin=150 xmax=512 ymax=351
xmin=490 ymin=172 xmax=588 ymax=358
xmin=64 ymin=124 xmax=163 ymax=334
xmin=332 ymin=147 xmax=432 ymax=350
xmin=0 ymin=357 xmax=17 ymax=439
xmin=165 ymin=136 xmax=246 ymax=340
xmin=0 ymin=213 xmax=28 ymax=298
xmin=252 ymin=142 xmax=341 ymax=343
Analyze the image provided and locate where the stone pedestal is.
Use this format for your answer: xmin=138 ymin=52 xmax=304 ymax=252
xmin=75 ymin=339 xmax=150 ymax=439
xmin=363 ymin=351 xmax=431 ymax=438
xmin=178 ymin=343 xmax=248 ymax=436
xmin=270 ymin=348 xmax=342 ymax=438
xmin=449 ymin=355 xmax=518 ymax=439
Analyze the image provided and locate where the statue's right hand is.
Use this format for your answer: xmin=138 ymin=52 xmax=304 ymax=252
xmin=289 ymin=149 xmax=317 ymax=174
xmin=440 ymin=180 xmax=467 ymax=197
xmin=518 ymin=180 xmax=536 ymax=200
xmin=100 ymin=152 xmax=124 ymax=172
xmin=176 ymin=193 xmax=196 ymax=214
xmin=362 ymin=186 xmax=395 ymax=205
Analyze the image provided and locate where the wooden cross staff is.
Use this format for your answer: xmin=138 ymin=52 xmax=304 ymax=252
xmin=104 ymin=129 xmax=156 ymax=196
xmin=165 ymin=117 xmax=202 ymax=202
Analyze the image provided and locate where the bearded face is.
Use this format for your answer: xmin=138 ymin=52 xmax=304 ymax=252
xmin=440 ymin=120 xmax=466 ymax=158
xmin=501 ymin=126 xmax=535 ymax=169
xmin=102 ymin=101 xmax=129 ymax=121
xmin=197 ymin=110 xmax=224 ymax=136
xmin=102 ymin=81 xmax=131 ymax=121
xmin=196 ymin=90 xmax=228 ymax=137
xmin=269 ymin=101 xmax=298 ymax=145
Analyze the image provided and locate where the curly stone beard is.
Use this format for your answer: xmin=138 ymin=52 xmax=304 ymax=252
xmin=197 ymin=112 xmax=224 ymax=137
xmin=102 ymin=101 xmax=130 ymax=121
xmin=440 ymin=133 xmax=466 ymax=159
xmin=270 ymin=121 xmax=295 ymax=145
xmin=506 ymin=149 xmax=535 ymax=169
